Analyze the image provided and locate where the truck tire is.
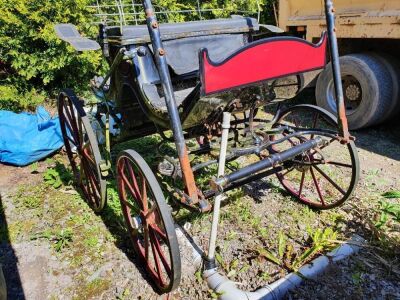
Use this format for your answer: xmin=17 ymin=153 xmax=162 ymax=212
xmin=370 ymin=53 xmax=400 ymax=121
xmin=316 ymin=53 xmax=393 ymax=129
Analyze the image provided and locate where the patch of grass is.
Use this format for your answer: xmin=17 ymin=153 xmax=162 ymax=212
xmin=0 ymin=219 xmax=38 ymax=244
xmin=22 ymin=195 xmax=41 ymax=209
xmin=74 ymin=278 xmax=112 ymax=300
xmin=83 ymin=236 xmax=99 ymax=248
xmin=30 ymin=162 xmax=39 ymax=174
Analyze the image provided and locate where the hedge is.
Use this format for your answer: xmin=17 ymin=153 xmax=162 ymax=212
xmin=0 ymin=0 xmax=272 ymax=111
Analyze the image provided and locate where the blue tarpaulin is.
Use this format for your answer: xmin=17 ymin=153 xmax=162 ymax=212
xmin=0 ymin=106 xmax=64 ymax=166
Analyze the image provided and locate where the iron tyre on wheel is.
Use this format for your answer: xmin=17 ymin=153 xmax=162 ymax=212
xmin=271 ymin=104 xmax=360 ymax=209
xmin=116 ymin=150 xmax=181 ymax=293
xmin=58 ymin=89 xmax=107 ymax=212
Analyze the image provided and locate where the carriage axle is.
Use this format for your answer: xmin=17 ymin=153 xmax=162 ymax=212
xmin=210 ymin=136 xmax=326 ymax=193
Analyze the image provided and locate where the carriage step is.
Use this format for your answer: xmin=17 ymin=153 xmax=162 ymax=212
xmin=142 ymin=83 xmax=196 ymax=112
xmin=54 ymin=24 xmax=101 ymax=51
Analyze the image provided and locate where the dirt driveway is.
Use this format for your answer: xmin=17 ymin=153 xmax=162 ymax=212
xmin=0 ymin=115 xmax=399 ymax=299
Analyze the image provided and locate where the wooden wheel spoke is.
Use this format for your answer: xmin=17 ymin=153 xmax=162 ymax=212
xmin=119 ymin=196 xmax=138 ymax=212
xmin=310 ymin=167 xmax=326 ymax=206
xmin=144 ymin=227 xmax=150 ymax=261
xmin=149 ymin=227 xmax=172 ymax=277
xmin=298 ymin=170 xmax=306 ymax=197
xmin=141 ymin=173 xmax=148 ymax=212
xmin=120 ymin=168 xmax=143 ymax=209
xmin=282 ymin=132 xmax=297 ymax=147
xmin=82 ymin=161 xmax=100 ymax=201
xmin=310 ymin=112 xmax=319 ymax=139
xmin=82 ymin=145 xmax=96 ymax=166
xmin=81 ymin=163 xmax=95 ymax=201
xmin=63 ymin=114 xmax=79 ymax=146
xmin=281 ymin=168 xmax=294 ymax=177
xmin=149 ymin=231 xmax=165 ymax=286
xmin=63 ymin=101 xmax=80 ymax=144
xmin=313 ymin=165 xmax=346 ymax=195
xmin=326 ymin=161 xmax=353 ymax=168
xmin=126 ymin=162 xmax=143 ymax=203
xmin=149 ymin=223 xmax=168 ymax=242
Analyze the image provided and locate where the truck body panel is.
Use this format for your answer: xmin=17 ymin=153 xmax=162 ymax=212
xmin=279 ymin=0 xmax=400 ymax=41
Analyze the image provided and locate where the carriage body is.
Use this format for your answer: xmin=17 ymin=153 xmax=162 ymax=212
xmin=102 ymin=16 xmax=263 ymax=141
xmin=55 ymin=0 xmax=359 ymax=294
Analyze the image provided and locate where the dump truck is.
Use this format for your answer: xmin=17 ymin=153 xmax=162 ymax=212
xmin=279 ymin=0 xmax=400 ymax=129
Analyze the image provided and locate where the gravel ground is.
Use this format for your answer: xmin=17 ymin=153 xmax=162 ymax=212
xmin=0 ymin=110 xmax=399 ymax=299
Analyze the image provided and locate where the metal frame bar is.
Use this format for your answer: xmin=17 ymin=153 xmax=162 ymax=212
xmin=210 ymin=137 xmax=325 ymax=192
xmin=90 ymin=0 xmax=261 ymax=25
xmin=324 ymin=0 xmax=350 ymax=142
xmin=142 ymin=0 xmax=201 ymax=207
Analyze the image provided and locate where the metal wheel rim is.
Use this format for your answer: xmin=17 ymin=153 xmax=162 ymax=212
xmin=271 ymin=104 xmax=360 ymax=209
xmin=116 ymin=150 xmax=181 ymax=293
xmin=58 ymin=90 xmax=106 ymax=212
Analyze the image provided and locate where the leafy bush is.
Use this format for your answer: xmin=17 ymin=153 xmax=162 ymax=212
xmin=0 ymin=0 xmax=273 ymax=111
xmin=0 ymin=0 xmax=103 ymax=111
xmin=0 ymin=85 xmax=45 ymax=111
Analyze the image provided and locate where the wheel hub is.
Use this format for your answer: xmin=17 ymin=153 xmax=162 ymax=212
xmin=345 ymin=84 xmax=361 ymax=101
xmin=132 ymin=215 xmax=143 ymax=230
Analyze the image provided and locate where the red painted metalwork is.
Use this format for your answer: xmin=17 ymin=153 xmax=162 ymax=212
xmin=200 ymin=33 xmax=328 ymax=95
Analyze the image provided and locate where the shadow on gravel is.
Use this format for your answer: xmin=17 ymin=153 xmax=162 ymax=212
xmin=0 ymin=194 xmax=25 ymax=299
xmin=78 ymin=181 xmax=163 ymax=296
xmin=352 ymin=118 xmax=400 ymax=162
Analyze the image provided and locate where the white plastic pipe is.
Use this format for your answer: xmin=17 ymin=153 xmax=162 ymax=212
xmin=205 ymin=235 xmax=364 ymax=300
xmin=207 ymin=112 xmax=231 ymax=261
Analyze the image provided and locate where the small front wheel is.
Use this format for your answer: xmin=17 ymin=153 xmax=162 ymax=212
xmin=116 ymin=150 xmax=181 ymax=293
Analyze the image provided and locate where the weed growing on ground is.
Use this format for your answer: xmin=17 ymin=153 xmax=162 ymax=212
xmin=52 ymin=228 xmax=74 ymax=252
xmin=257 ymin=227 xmax=338 ymax=272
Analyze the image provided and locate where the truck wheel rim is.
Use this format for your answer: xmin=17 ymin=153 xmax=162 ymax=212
xmin=326 ymin=74 xmax=363 ymax=115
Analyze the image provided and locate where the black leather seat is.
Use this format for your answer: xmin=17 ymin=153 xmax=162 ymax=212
xmin=106 ymin=17 xmax=259 ymax=43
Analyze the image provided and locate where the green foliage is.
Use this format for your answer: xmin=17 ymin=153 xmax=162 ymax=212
xmin=43 ymin=165 xmax=73 ymax=189
xmin=44 ymin=168 xmax=63 ymax=189
xmin=375 ymin=199 xmax=400 ymax=229
xmin=0 ymin=0 xmax=102 ymax=110
xmin=257 ymin=228 xmax=338 ymax=271
xmin=0 ymin=84 xmax=45 ymax=111
xmin=0 ymin=0 xmax=275 ymax=111
xmin=382 ymin=191 xmax=400 ymax=199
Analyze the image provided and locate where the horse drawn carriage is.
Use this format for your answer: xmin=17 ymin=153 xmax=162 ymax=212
xmin=55 ymin=0 xmax=359 ymax=293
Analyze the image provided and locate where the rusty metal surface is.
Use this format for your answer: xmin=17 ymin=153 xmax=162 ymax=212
xmin=279 ymin=0 xmax=400 ymax=41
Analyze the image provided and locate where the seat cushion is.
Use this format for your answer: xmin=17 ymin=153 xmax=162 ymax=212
xmin=106 ymin=17 xmax=259 ymax=43
xmin=163 ymin=34 xmax=246 ymax=75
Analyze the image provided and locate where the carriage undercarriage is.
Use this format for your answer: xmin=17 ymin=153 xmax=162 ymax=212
xmin=55 ymin=0 xmax=360 ymax=294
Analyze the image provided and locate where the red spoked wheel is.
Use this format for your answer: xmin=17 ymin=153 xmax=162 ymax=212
xmin=58 ymin=89 xmax=106 ymax=212
xmin=271 ymin=104 xmax=360 ymax=209
xmin=116 ymin=150 xmax=181 ymax=293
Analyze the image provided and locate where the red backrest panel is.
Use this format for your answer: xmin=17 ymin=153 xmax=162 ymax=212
xmin=200 ymin=33 xmax=328 ymax=95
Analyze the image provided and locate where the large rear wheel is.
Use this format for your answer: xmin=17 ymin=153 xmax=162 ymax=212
xmin=116 ymin=150 xmax=181 ymax=293
xmin=58 ymin=89 xmax=106 ymax=212
xmin=271 ymin=104 xmax=360 ymax=209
